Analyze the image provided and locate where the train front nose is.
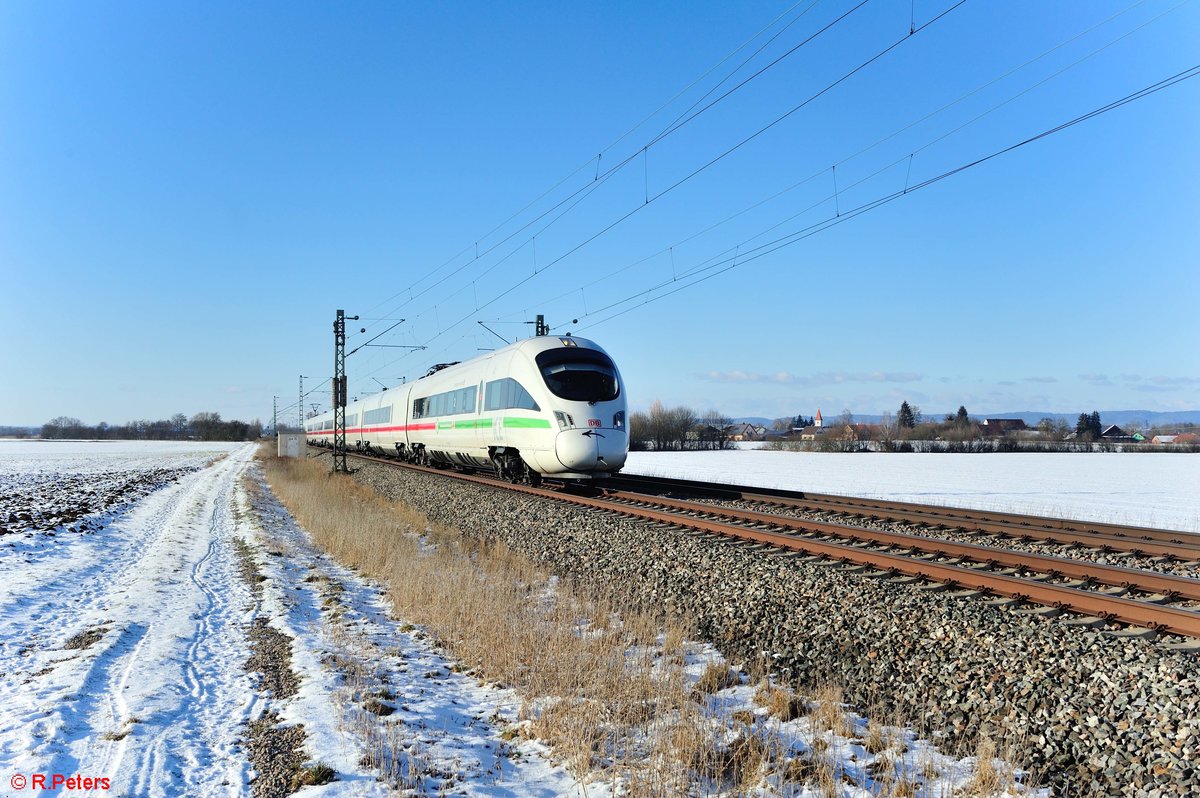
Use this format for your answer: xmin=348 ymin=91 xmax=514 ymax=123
xmin=554 ymin=428 xmax=628 ymax=473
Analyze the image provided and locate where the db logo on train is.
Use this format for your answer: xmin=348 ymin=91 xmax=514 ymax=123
xmin=588 ymin=419 xmax=602 ymax=428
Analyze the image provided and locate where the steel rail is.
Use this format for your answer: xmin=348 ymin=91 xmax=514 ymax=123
xmin=338 ymin=451 xmax=1200 ymax=637
xmin=603 ymin=491 xmax=1200 ymax=602
xmin=607 ymin=474 xmax=1200 ymax=559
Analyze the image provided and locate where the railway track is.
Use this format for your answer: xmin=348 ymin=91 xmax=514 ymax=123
xmin=335 ymin=449 xmax=1200 ymax=643
xmin=606 ymin=473 xmax=1200 ymax=561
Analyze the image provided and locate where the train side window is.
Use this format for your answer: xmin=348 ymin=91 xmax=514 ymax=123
xmin=363 ymin=406 xmax=391 ymax=425
xmin=484 ymin=378 xmax=540 ymax=411
xmin=415 ymin=387 xmax=480 ymax=417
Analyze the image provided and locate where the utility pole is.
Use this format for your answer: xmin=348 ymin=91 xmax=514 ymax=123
xmin=272 ymin=396 xmax=278 ymax=437
xmin=332 ymin=309 xmax=355 ymax=473
xmin=299 ymin=375 xmax=306 ymax=431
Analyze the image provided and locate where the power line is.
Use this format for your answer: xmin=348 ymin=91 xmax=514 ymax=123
xmin=360 ymin=3 xmax=1184 ymax=386
xmin=366 ymin=0 xmax=969 ymax=371
xmin=494 ymin=0 xmax=1171 ymax=326
xmin=356 ymin=1 xmax=871 ymax=338
xmin=645 ymin=0 xmax=870 ymax=148
xmin=437 ymin=0 xmax=968 ymax=328
xmin=564 ymin=63 xmax=1200 ymax=332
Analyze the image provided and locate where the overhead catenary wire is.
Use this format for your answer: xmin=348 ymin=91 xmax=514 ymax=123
xmin=484 ymin=0 xmax=1170 ymax=327
xmin=561 ymin=63 xmax=1200 ymax=333
xmin=356 ymin=1 xmax=1185 ymax=386
xmin=366 ymin=0 xmax=970 ymax=369
xmin=355 ymin=0 xmax=842 ymax=326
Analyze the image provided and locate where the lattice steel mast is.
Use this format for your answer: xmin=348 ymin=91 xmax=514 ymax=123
xmin=332 ymin=309 xmax=352 ymax=473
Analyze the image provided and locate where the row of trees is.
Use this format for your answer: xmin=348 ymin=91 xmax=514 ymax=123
xmin=628 ymin=400 xmax=733 ymax=451
xmin=41 ymin=413 xmax=262 ymax=442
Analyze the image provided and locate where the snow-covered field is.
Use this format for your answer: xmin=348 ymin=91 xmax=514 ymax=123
xmin=0 ymin=441 xmax=1043 ymax=796
xmin=0 ymin=441 xmax=603 ymax=796
xmin=625 ymin=450 xmax=1200 ymax=532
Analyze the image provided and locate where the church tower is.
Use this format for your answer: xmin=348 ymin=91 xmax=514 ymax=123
xmin=814 ymin=408 xmax=823 ymax=428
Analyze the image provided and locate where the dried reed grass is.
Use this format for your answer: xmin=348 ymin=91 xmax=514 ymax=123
xmin=258 ymin=450 xmax=1039 ymax=796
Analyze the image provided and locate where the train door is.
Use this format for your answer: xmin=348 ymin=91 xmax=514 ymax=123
xmin=483 ymin=353 xmax=510 ymax=447
xmin=475 ymin=380 xmax=486 ymax=455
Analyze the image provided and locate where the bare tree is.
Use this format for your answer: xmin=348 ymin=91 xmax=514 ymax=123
xmin=629 ymin=411 xmax=651 ymax=450
xmin=877 ymin=411 xmax=896 ymax=449
xmin=666 ymin=405 xmax=697 ymax=450
xmin=697 ymin=410 xmax=733 ymax=450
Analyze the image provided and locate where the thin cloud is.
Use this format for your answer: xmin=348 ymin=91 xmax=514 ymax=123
xmin=701 ymin=370 xmax=922 ymax=387
xmin=1142 ymin=375 xmax=1200 ymax=387
xmin=1085 ymin=374 xmax=1200 ymax=392
xmin=1023 ymin=376 xmax=1058 ymax=383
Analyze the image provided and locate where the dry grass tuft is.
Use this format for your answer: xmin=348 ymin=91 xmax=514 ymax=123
xmin=361 ymin=697 xmax=395 ymax=716
xmin=865 ymin=719 xmax=889 ymax=754
xmin=694 ymin=661 xmax=739 ymax=694
xmin=811 ymin=684 xmax=855 ymax=737
xmin=754 ymin=682 xmax=809 ymax=722
xmin=962 ymin=736 xmax=1018 ymax=797
xmin=722 ymin=731 xmax=769 ymax=791
xmin=289 ymin=762 xmax=336 ymax=789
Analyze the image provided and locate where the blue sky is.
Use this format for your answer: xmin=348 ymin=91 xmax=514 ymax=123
xmin=2 ymin=0 xmax=1197 ymax=427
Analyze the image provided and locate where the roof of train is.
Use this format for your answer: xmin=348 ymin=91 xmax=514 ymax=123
xmin=307 ymin=335 xmax=610 ymax=423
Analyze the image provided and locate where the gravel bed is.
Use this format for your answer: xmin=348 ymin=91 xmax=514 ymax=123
xmin=245 ymin=712 xmax=306 ymax=798
xmin=235 ymin=534 xmax=308 ymax=794
xmin=355 ymin=461 xmax=1198 ymax=796
xmin=677 ymin=496 xmax=1200 ymax=579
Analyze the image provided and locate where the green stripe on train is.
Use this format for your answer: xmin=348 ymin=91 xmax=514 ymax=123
xmin=453 ymin=419 xmax=494 ymax=429
xmin=503 ymin=417 xmax=552 ymax=429
xmin=424 ymin=417 xmax=550 ymax=430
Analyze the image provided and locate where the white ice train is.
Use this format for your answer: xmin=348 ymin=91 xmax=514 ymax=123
xmin=305 ymin=336 xmax=628 ymax=484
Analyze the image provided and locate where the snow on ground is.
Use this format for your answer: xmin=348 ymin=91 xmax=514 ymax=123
xmin=0 ymin=440 xmax=1042 ymax=796
xmin=624 ymin=450 xmax=1200 ymax=532
xmin=0 ymin=443 xmax=263 ymax=796
xmin=240 ymin=460 xmax=608 ymax=797
xmin=0 ymin=440 xmax=240 ymax=540
xmin=0 ymin=441 xmax=605 ymax=796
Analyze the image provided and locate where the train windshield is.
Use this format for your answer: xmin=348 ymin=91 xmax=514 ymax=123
xmin=536 ymin=348 xmax=620 ymax=403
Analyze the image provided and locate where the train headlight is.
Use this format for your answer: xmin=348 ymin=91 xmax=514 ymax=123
xmin=613 ymin=410 xmax=625 ymax=429
xmin=555 ymin=411 xmax=575 ymax=430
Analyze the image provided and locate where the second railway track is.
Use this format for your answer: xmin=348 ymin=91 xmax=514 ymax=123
xmin=607 ymin=472 xmax=1200 ymax=560
xmin=336 ymin=448 xmax=1200 ymax=643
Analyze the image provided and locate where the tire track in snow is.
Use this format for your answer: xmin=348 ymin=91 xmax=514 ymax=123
xmin=88 ymin=623 xmax=150 ymax=790
xmin=0 ymin=454 xmax=228 ymax=773
xmin=115 ymin=445 xmax=260 ymax=798
xmin=1 ymin=445 xmax=262 ymax=797
xmin=0 ymin=459 xmax=215 ymax=687
xmin=183 ymin=537 xmax=219 ymax=705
